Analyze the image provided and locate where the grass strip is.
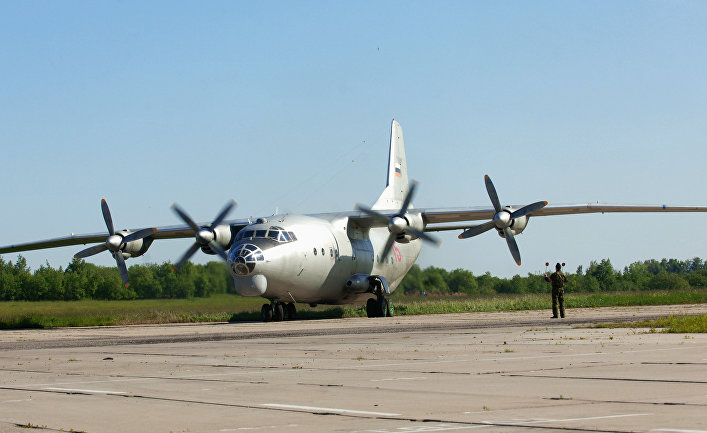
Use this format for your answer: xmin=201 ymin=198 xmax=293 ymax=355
xmin=594 ymin=314 xmax=707 ymax=333
xmin=1 ymin=290 xmax=707 ymax=329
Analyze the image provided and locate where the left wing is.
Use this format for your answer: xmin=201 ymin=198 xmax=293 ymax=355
xmin=420 ymin=203 xmax=707 ymax=231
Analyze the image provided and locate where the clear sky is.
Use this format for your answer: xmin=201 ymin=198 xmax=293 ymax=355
xmin=2 ymin=1 xmax=706 ymax=278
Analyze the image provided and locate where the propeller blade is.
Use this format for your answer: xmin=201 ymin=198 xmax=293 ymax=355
xmin=406 ymin=227 xmax=440 ymax=246
xmin=399 ymin=180 xmax=418 ymax=215
xmin=484 ymin=175 xmax=502 ymax=213
xmin=380 ymin=235 xmax=397 ymax=260
xmin=101 ymin=199 xmax=115 ymax=235
xmin=458 ymin=221 xmax=496 ymax=239
xmin=510 ymin=201 xmax=548 ymax=219
xmin=171 ymin=203 xmax=201 ymax=232
xmin=114 ymin=252 xmax=130 ymax=287
xmin=208 ymin=241 xmax=228 ymax=261
xmin=123 ymin=227 xmax=157 ymax=243
xmin=75 ymin=244 xmax=108 ymax=258
xmin=503 ymin=227 xmax=522 ymax=266
xmin=211 ymin=200 xmax=237 ymax=227
xmin=175 ymin=242 xmax=201 ymax=271
xmin=355 ymin=204 xmax=391 ymax=225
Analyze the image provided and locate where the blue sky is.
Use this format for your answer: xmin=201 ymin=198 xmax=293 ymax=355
xmin=2 ymin=1 xmax=706 ymax=277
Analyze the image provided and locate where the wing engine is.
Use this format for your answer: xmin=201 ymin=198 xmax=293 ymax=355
xmin=458 ymin=175 xmax=547 ymax=266
xmin=356 ymin=181 xmax=440 ymax=260
xmin=74 ymin=199 xmax=156 ymax=287
xmin=171 ymin=200 xmax=237 ymax=270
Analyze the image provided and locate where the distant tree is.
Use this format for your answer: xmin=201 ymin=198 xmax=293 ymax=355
xmin=647 ymin=272 xmax=689 ymax=291
xmin=586 ymin=259 xmax=617 ymax=291
xmin=447 ymin=268 xmax=478 ymax=294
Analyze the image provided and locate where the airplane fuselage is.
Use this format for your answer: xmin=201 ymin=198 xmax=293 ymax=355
xmin=227 ymin=213 xmax=422 ymax=304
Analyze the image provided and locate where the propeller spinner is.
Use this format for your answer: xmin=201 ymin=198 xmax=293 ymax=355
xmin=459 ymin=175 xmax=547 ymax=266
xmin=356 ymin=181 xmax=440 ymax=260
xmin=171 ymin=200 xmax=237 ymax=270
xmin=74 ymin=199 xmax=156 ymax=287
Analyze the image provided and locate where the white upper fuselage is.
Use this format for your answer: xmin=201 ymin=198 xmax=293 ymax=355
xmin=227 ymin=213 xmax=422 ymax=304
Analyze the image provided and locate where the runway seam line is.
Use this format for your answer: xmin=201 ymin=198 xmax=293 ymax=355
xmin=0 ymin=385 xmax=647 ymax=431
xmin=507 ymin=374 xmax=707 ymax=384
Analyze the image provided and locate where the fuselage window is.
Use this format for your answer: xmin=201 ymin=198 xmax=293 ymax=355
xmin=255 ymin=230 xmax=267 ymax=238
xmin=329 ymin=247 xmax=333 ymax=257
xmin=313 ymin=247 xmax=317 ymax=256
xmin=321 ymin=248 xmax=325 ymax=257
xmin=267 ymin=230 xmax=279 ymax=240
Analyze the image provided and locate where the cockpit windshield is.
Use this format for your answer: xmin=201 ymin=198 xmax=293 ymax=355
xmin=235 ymin=226 xmax=297 ymax=243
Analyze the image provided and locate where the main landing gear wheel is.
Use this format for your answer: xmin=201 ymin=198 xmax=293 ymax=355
xmin=366 ymin=296 xmax=393 ymax=318
xmin=366 ymin=298 xmax=377 ymax=318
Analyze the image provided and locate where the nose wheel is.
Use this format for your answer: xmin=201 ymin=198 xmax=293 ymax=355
xmin=261 ymin=302 xmax=297 ymax=322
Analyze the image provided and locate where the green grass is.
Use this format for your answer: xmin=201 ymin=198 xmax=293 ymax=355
xmin=595 ymin=314 xmax=707 ymax=333
xmin=2 ymin=289 xmax=707 ymax=329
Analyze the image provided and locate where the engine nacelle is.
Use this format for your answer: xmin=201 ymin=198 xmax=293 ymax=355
xmin=496 ymin=213 xmax=529 ymax=238
xmin=395 ymin=212 xmax=425 ymax=243
xmin=200 ymin=224 xmax=235 ymax=255
xmin=118 ymin=230 xmax=155 ymax=258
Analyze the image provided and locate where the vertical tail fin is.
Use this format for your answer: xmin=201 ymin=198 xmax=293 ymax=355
xmin=372 ymin=119 xmax=409 ymax=210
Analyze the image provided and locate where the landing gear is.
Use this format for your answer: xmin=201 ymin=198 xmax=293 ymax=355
xmin=273 ymin=302 xmax=284 ymax=322
xmin=286 ymin=302 xmax=297 ymax=320
xmin=366 ymin=284 xmax=393 ymax=318
xmin=261 ymin=302 xmax=297 ymax=322
xmin=261 ymin=304 xmax=273 ymax=322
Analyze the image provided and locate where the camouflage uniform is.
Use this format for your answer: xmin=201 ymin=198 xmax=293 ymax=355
xmin=545 ymin=270 xmax=568 ymax=318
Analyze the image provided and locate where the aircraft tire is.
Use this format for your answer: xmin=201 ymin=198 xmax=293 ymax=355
xmin=261 ymin=304 xmax=273 ymax=322
xmin=273 ymin=302 xmax=285 ymax=322
xmin=377 ymin=297 xmax=388 ymax=318
xmin=286 ymin=302 xmax=297 ymax=320
xmin=366 ymin=298 xmax=377 ymax=318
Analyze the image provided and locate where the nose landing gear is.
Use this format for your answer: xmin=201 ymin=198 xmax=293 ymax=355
xmin=261 ymin=302 xmax=297 ymax=322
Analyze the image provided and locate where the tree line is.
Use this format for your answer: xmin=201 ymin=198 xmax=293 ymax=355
xmin=1 ymin=255 xmax=706 ymax=301
xmin=0 ymin=256 xmax=233 ymax=301
xmin=399 ymin=257 xmax=707 ymax=295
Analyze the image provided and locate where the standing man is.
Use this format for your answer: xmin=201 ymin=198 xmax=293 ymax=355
xmin=544 ymin=263 xmax=568 ymax=318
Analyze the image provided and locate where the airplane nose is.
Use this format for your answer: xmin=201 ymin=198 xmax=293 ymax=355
xmin=232 ymin=257 xmax=252 ymax=276
xmin=234 ymin=274 xmax=267 ymax=296
xmin=228 ymin=243 xmax=264 ymax=276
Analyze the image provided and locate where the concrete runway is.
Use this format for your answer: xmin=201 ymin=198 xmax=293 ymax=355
xmin=1 ymin=304 xmax=706 ymax=433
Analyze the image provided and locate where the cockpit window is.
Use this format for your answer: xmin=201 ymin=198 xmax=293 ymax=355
xmin=235 ymin=226 xmax=297 ymax=243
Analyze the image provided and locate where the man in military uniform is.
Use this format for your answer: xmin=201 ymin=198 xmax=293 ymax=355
xmin=544 ymin=263 xmax=568 ymax=318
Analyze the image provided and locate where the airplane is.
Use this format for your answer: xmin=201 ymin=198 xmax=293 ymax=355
xmin=3 ymin=119 xmax=707 ymax=322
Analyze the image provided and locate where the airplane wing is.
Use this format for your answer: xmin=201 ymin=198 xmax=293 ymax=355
xmin=420 ymin=203 xmax=707 ymax=231
xmin=0 ymin=220 xmax=250 ymax=254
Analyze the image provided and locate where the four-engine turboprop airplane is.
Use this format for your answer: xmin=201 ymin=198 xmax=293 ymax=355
xmin=3 ymin=120 xmax=707 ymax=321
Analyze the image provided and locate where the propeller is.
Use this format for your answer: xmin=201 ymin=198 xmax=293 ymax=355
xmin=74 ymin=199 xmax=156 ymax=287
xmin=356 ymin=181 xmax=440 ymax=261
xmin=459 ymin=175 xmax=547 ymax=266
xmin=171 ymin=200 xmax=237 ymax=271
